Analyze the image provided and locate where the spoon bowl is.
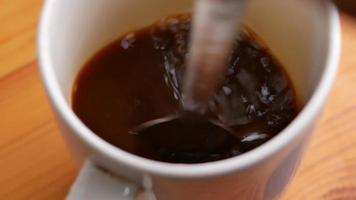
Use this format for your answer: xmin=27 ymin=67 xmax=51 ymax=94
xmin=132 ymin=112 xmax=242 ymax=163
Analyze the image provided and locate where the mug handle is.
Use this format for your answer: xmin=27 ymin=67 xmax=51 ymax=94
xmin=66 ymin=160 xmax=155 ymax=200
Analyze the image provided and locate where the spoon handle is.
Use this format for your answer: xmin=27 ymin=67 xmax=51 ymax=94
xmin=183 ymin=0 xmax=247 ymax=113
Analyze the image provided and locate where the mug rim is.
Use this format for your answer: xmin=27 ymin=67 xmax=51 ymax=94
xmin=38 ymin=0 xmax=340 ymax=178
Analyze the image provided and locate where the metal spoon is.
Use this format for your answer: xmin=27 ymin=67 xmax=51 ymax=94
xmin=133 ymin=0 xmax=247 ymax=162
xmin=183 ymin=0 xmax=248 ymax=112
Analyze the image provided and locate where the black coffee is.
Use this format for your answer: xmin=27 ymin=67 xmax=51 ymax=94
xmin=72 ymin=14 xmax=299 ymax=163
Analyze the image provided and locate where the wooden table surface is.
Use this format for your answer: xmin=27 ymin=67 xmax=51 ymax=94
xmin=1 ymin=1 xmax=356 ymax=199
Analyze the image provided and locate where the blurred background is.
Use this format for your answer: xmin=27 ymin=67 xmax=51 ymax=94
xmin=1 ymin=0 xmax=356 ymax=199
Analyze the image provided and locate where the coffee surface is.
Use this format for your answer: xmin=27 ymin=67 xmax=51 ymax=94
xmin=72 ymin=15 xmax=299 ymax=163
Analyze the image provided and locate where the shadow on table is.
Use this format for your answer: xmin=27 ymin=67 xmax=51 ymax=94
xmin=334 ymin=0 xmax=356 ymax=18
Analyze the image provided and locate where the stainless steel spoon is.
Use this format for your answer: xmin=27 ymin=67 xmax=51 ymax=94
xmin=133 ymin=0 xmax=247 ymax=162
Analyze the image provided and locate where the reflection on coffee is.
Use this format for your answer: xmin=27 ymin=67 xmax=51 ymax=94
xmin=72 ymin=14 xmax=299 ymax=163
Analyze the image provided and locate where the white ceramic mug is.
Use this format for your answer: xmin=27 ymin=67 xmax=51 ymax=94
xmin=38 ymin=0 xmax=341 ymax=199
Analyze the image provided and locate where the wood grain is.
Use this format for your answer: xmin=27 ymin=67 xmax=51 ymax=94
xmin=0 ymin=64 xmax=76 ymax=200
xmin=0 ymin=0 xmax=42 ymax=79
xmin=1 ymin=1 xmax=356 ymax=199
xmin=0 ymin=1 xmax=77 ymax=199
